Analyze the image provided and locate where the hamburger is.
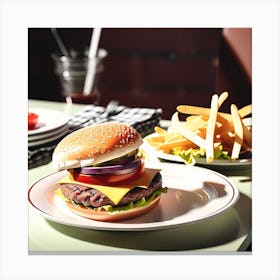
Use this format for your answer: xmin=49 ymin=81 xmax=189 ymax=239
xmin=52 ymin=122 xmax=166 ymax=222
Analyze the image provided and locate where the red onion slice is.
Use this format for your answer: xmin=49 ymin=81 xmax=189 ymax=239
xmin=72 ymin=158 xmax=143 ymax=175
xmin=101 ymin=155 xmax=136 ymax=166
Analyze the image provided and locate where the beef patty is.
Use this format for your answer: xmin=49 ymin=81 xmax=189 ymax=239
xmin=59 ymin=172 xmax=162 ymax=208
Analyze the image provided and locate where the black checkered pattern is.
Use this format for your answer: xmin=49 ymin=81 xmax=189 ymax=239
xmin=28 ymin=104 xmax=162 ymax=167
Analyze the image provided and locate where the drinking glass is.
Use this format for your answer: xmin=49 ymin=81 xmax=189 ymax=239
xmin=52 ymin=48 xmax=107 ymax=104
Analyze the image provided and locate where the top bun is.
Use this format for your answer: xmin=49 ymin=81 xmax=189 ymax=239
xmin=52 ymin=122 xmax=143 ymax=170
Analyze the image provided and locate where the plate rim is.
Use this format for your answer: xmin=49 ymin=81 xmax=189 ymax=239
xmin=28 ymin=129 xmax=69 ymax=147
xmin=28 ymin=108 xmax=69 ymax=136
xmin=28 ymin=124 xmax=69 ymax=141
xmin=156 ymin=150 xmax=252 ymax=166
xmin=28 ymin=163 xmax=240 ymax=231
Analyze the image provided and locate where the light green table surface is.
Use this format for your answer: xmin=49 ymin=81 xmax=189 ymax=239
xmin=28 ymin=99 xmax=252 ymax=254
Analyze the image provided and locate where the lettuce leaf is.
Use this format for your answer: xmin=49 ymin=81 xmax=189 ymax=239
xmin=172 ymin=144 xmax=230 ymax=165
xmin=100 ymin=187 xmax=167 ymax=213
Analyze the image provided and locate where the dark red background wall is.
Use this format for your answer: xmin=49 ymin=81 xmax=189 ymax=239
xmin=28 ymin=28 xmax=251 ymax=119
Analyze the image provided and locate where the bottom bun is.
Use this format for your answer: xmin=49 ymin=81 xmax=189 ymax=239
xmin=66 ymin=196 xmax=161 ymax=222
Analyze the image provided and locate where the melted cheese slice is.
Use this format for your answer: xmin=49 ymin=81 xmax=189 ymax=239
xmin=54 ymin=168 xmax=161 ymax=205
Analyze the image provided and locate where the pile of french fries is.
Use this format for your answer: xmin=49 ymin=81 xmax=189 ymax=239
xmin=146 ymin=92 xmax=252 ymax=163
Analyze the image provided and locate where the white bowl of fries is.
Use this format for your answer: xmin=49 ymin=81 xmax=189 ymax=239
xmin=145 ymin=92 xmax=252 ymax=169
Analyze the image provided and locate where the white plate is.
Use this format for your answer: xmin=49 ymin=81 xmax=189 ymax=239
xmin=28 ymin=108 xmax=69 ymax=136
xmin=28 ymin=124 xmax=69 ymax=141
xmin=28 ymin=129 xmax=69 ymax=147
xmin=28 ymin=162 xmax=239 ymax=231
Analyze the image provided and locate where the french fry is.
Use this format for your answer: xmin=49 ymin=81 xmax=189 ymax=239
xmin=171 ymin=112 xmax=206 ymax=149
xmin=205 ymin=94 xmax=219 ymax=162
xmin=158 ymin=139 xmax=195 ymax=151
xmin=218 ymin=91 xmax=229 ymax=107
xmin=230 ymin=104 xmax=244 ymax=159
xmin=238 ymin=104 xmax=252 ymax=118
xmin=185 ymin=115 xmax=201 ymax=121
xmin=177 ymin=105 xmax=232 ymax=121
xmin=185 ymin=115 xmax=207 ymax=132
xmin=242 ymin=121 xmax=252 ymax=148
xmin=242 ymin=117 xmax=252 ymax=127
xmin=164 ymin=132 xmax=183 ymax=142
xmin=177 ymin=104 xmax=211 ymax=116
xmin=145 ymin=134 xmax=166 ymax=143
xmin=154 ymin=126 xmax=167 ymax=135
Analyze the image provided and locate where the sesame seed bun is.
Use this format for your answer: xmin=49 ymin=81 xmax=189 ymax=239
xmin=52 ymin=122 xmax=143 ymax=170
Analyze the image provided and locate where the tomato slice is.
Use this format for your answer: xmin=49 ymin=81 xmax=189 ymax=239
xmin=70 ymin=163 xmax=144 ymax=186
xmin=28 ymin=112 xmax=39 ymax=130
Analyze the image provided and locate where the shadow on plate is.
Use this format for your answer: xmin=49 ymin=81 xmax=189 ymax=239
xmin=45 ymin=193 xmax=251 ymax=252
